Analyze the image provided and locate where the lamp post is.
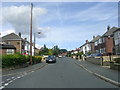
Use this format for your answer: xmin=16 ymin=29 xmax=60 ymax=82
xmin=30 ymin=3 xmax=33 ymax=65
xmin=34 ymin=32 xmax=41 ymax=56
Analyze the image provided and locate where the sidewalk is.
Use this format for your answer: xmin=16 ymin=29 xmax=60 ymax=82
xmin=2 ymin=62 xmax=47 ymax=76
xmin=76 ymin=60 xmax=120 ymax=83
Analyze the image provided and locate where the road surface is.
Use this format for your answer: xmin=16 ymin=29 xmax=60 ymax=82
xmin=1 ymin=57 xmax=119 ymax=88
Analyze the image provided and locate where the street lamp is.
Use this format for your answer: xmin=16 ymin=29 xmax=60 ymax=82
xmin=34 ymin=32 xmax=41 ymax=56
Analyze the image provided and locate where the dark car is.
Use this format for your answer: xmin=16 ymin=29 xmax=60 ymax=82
xmin=46 ymin=55 xmax=56 ymax=63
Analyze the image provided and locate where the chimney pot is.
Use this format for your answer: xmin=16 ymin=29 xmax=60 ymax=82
xmin=86 ymin=40 xmax=89 ymax=43
xmin=18 ymin=32 xmax=21 ymax=37
xmin=24 ymin=38 xmax=27 ymax=40
xmin=107 ymin=25 xmax=110 ymax=31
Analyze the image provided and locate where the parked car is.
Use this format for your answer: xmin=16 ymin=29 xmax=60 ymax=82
xmin=46 ymin=55 xmax=56 ymax=63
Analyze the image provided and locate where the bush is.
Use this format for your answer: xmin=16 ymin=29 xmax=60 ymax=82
xmin=2 ymin=54 xmax=29 ymax=68
xmin=2 ymin=54 xmax=42 ymax=68
xmin=114 ymin=58 xmax=120 ymax=63
xmin=22 ymin=55 xmax=42 ymax=64
xmin=32 ymin=56 xmax=42 ymax=64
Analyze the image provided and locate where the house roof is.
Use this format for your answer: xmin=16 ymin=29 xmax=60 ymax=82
xmin=102 ymin=27 xmax=118 ymax=37
xmin=90 ymin=35 xmax=101 ymax=42
xmin=1 ymin=33 xmax=22 ymax=41
xmin=113 ymin=28 xmax=120 ymax=33
xmin=0 ymin=44 xmax=16 ymax=49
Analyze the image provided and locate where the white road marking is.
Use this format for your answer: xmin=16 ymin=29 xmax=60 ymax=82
xmin=11 ymin=77 xmax=15 ymax=79
xmin=6 ymin=79 xmax=10 ymax=81
xmin=8 ymin=80 xmax=13 ymax=83
xmin=0 ymin=86 xmax=5 ymax=89
xmin=17 ymin=77 xmax=20 ymax=79
xmin=4 ymin=83 xmax=8 ymax=86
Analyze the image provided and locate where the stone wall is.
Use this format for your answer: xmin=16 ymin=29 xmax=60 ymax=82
xmin=86 ymin=57 xmax=102 ymax=65
xmin=86 ymin=55 xmax=120 ymax=66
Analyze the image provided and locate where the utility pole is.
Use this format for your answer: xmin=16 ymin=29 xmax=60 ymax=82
xmin=34 ymin=33 xmax=35 ymax=56
xmin=30 ymin=3 xmax=33 ymax=65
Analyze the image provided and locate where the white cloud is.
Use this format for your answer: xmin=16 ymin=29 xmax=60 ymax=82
xmin=35 ymin=44 xmax=42 ymax=49
xmin=2 ymin=5 xmax=47 ymax=36
xmin=1 ymin=29 xmax=15 ymax=37
xmin=65 ymin=3 xmax=117 ymax=22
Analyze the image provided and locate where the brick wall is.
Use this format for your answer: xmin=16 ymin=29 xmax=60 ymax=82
xmin=105 ymin=37 xmax=114 ymax=54
xmin=0 ymin=49 xmax=6 ymax=55
xmin=6 ymin=40 xmax=21 ymax=53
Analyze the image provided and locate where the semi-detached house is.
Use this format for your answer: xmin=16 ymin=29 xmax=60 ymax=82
xmin=80 ymin=35 xmax=101 ymax=55
xmin=94 ymin=27 xmax=119 ymax=55
xmin=0 ymin=33 xmax=33 ymax=55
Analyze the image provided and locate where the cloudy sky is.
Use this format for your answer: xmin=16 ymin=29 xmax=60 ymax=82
xmin=1 ymin=1 xmax=118 ymax=50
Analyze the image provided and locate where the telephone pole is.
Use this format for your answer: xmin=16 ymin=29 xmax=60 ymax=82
xmin=30 ymin=3 xmax=33 ymax=65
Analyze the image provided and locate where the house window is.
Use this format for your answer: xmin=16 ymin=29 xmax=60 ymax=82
xmin=7 ymin=41 xmax=11 ymax=44
xmin=17 ymin=42 xmax=20 ymax=45
xmin=95 ymin=41 xmax=98 ymax=46
xmin=6 ymin=49 xmax=14 ymax=54
xmin=102 ymin=38 xmax=105 ymax=43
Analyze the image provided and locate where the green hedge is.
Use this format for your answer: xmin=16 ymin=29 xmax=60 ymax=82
xmin=32 ymin=56 xmax=42 ymax=64
xmin=2 ymin=54 xmax=42 ymax=68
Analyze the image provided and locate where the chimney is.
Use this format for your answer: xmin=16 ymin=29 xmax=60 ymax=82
xmin=86 ymin=40 xmax=89 ymax=43
xmin=24 ymin=38 xmax=27 ymax=41
xmin=18 ymin=32 xmax=21 ymax=37
xmin=107 ymin=25 xmax=110 ymax=31
xmin=93 ymin=36 xmax=95 ymax=39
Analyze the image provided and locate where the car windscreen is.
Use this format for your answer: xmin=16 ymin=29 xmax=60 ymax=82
xmin=48 ymin=56 xmax=54 ymax=59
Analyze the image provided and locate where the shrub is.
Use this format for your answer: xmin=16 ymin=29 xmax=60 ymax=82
xmin=114 ymin=58 xmax=120 ymax=63
xmin=2 ymin=54 xmax=42 ymax=68
xmin=2 ymin=54 xmax=29 ymax=68
xmin=32 ymin=56 xmax=42 ymax=64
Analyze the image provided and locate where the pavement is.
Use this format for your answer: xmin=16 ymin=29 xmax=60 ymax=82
xmin=75 ymin=58 xmax=120 ymax=83
xmin=0 ymin=57 xmax=120 ymax=88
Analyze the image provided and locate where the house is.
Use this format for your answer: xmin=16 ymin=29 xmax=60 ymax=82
xmin=79 ymin=35 xmax=103 ymax=55
xmin=0 ymin=44 xmax=16 ymax=55
xmin=95 ymin=26 xmax=118 ymax=55
xmin=80 ymin=40 xmax=91 ymax=55
xmin=0 ymin=33 xmax=25 ymax=54
xmin=113 ymin=28 xmax=120 ymax=55
xmin=0 ymin=33 xmax=34 ymax=55
xmin=90 ymin=35 xmax=101 ymax=53
xmin=23 ymin=38 xmax=30 ymax=55
xmin=34 ymin=47 xmax=40 ymax=55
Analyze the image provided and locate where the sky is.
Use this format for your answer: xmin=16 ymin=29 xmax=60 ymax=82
xmin=0 ymin=1 xmax=118 ymax=50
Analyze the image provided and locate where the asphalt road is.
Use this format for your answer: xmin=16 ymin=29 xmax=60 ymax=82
xmin=1 ymin=57 xmax=119 ymax=88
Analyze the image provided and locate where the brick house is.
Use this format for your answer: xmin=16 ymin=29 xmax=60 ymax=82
xmin=90 ymin=35 xmax=101 ymax=53
xmin=0 ymin=33 xmax=32 ymax=55
xmin=113 ymin=28 xmax=120 ymax=55
xmin=0 ymin=33 xmax=25 ymax=54
xmin=94 ymin=27 xmax=118 ymax=55
xmin=79 ymin=35 xmax=101 ymax=55
xmin=0 ymin=44 xmax=16 ymax=55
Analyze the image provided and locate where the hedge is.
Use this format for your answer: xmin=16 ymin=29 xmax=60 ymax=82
xmin=2 ymin=54 xmax=42 ymax=68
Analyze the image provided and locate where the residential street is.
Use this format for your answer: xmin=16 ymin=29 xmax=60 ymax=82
xmin=1 ymin=57 xmax=119 ymax=88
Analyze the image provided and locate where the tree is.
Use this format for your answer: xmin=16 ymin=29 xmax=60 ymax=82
xmin=60 ymin=49 xmax=67 ymax=54
xmin=39 ymin=44 xmax=49 ymax=55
